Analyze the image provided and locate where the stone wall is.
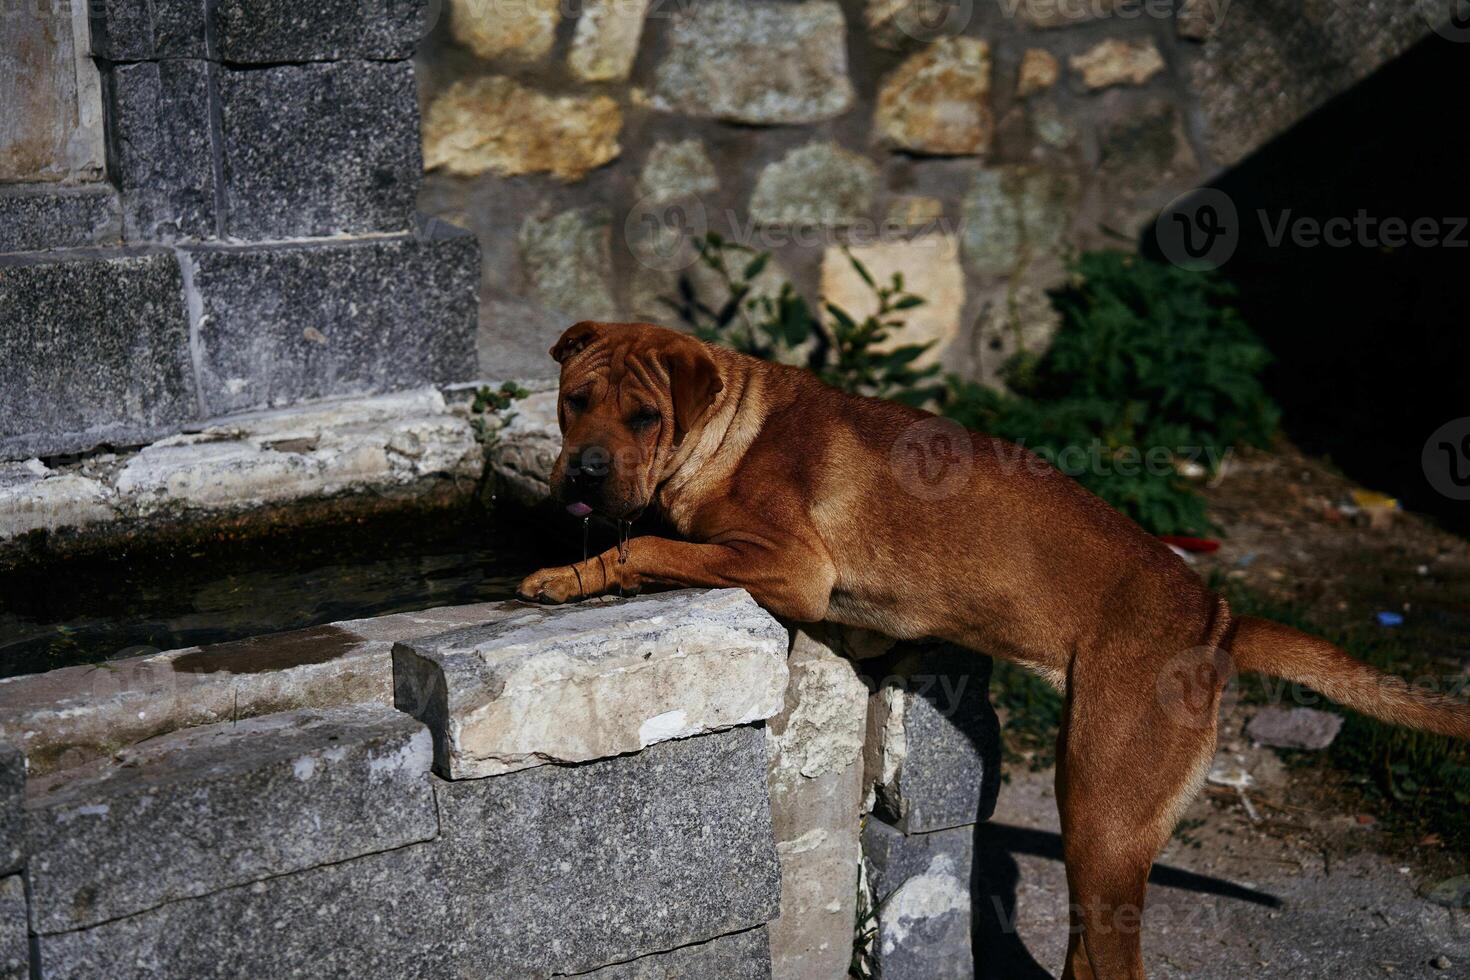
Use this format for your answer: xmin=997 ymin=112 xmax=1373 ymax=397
xmin=416 ymin=0 xmax=1435 ymax=387
xmin=0 ymin=0 xmax=479 ymax=480
xmin=2 ymin=583 xmax=1004 ymax=978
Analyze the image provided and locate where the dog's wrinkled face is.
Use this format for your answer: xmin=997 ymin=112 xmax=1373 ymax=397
xmin=549 ymin=321 xmax=723 ymax=519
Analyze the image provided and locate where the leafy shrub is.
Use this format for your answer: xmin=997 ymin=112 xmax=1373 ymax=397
xmin=944 ymin=252 xmax=1279 ymax=534
xmin=666 ymin=234 xmax=942 ymax=404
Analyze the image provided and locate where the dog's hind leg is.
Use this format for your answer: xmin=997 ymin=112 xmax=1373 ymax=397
xmin=1054 ymin=647 xmax=1222 ymax=980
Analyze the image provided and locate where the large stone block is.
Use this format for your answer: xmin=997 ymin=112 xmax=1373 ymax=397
xmin=864 ymin=643 xmax=1001 ymax=834
xmin=863 ymin=819 xmax=974 ymax=980
xmin=875 ymin=37 xmax=993 ymax=156
xmin=0 ymin=875 xmax=25 ymax=980
xmin=651 ymin=0 xmax=854 ymax=125
xmin=749 ymin=142 xmax=878 ymax=227
xmin=0 ymin=248 xmax=195 ymax=462
xmin=0 ymin=599 xmax=518 ymax=776
xmin=820 ymin=235 xmax=964 ymax=366
xmin=218 ymin=61 xmax=420 ymax=239
xmin=580 ymin=928 xmax=772 ymax=979
xmin=0 ymin=745 xmax=21 ymax=875
xmin=105 ymin=59 xmax=218 ymax=241
xmin=0 ymin=185 xmax=120 ymax=253
xmin=961 ymin=166 xmax=1078 ymax=278
xmin=184 ymin=227 xmax=478 ymax=415
xmin=25 ymin=704 xmax=436 ymax=933
xmin=765 ymin=629 xmax=869 ymax=980
xmin=39 ymin=837 xmax=452 ymax=980
xmin=40 ymin=727 xmax=781 ymax=979
xmin=89 ymin=0 xmax=210 ymax=60
xmin=394 ymin=589 xmax=788 ymax=778
xmin=214 ymin=0 xmax=429 ymax=62
xmin=434 ymin=726 xmax=782 ymax=975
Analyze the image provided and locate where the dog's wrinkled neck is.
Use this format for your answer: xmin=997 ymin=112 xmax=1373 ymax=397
xmin=654 ymin=358 xmax=763 ymax=533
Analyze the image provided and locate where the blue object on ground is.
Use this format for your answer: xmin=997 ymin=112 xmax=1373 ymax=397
xmin=1375 ymin=611 xmax=1404 ymax=628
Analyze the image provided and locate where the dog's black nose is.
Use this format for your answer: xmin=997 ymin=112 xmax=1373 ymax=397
xmin=568 ymin=446 xmax=611 ymax=489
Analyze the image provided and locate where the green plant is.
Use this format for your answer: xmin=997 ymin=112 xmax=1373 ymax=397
xmin=666 ymin=233 xmax=942 ymax=404
xmin=468 ymin=381 xmax=530 ymax=447
xmin=944 ymin=252 xmax=1279 ymax=534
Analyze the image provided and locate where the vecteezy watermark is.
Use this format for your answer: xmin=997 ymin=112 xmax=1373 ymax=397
xmin=1155 ymin=188 xmax=1240 ymax=271
xmin=1258 ymin=210 xmax=1470 ymax=249
xmin=1423 ymin=417 xmax=1470 ymax=501
xmin=1154 ymin=645 xmax=1239 ymax=730
xmin=887 ymin=425 xmax=1234 ymax=502
xmin=875 ymin=0 xmax=976 ymax=41
xmin=993 ymin=0 xmax=1227 ymax=28
xmin=1157 ymin=189 xmax=1470 ymax=270
xmin=890 ymin=417 xmax=974 ymax=502
xmin=625 ymin=195 xmax=961 ymax=273
xmin=1421 ymin=0 xmax=1470 ymax=43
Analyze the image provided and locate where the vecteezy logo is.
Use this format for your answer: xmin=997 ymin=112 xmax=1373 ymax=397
xmin=1424 ymin=0 xmax=1470 ymax=42
xmin=624 ymin=194 xmax=708 ymax=273
xmin=889 ymin=417 xmax=974 ymax=501
xmin=1423 ymin=417 xmax=1470 ymax=501
xmin=887 ymin=0 xmax=975 ymax=41
xmin=1154 ymin=645 xmax=1238 ymax=730
xmin=1155 ymin=188 xmax=1239 ymax=271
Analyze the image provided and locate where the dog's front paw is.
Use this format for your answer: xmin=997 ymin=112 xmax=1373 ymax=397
xmin=517 ymin=565 xmax=586 ymax=604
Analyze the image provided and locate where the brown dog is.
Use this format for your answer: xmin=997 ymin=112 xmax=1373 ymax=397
xmin=518 ymin=320 xmax=1470 ymax=979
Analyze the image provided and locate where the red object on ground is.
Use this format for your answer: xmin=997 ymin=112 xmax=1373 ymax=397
xmin=1158 ymin=535 xmax=1221 ymax=553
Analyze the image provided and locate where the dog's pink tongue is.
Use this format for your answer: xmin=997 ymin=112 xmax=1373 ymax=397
xmin=566 ymin=501 xmax=593 ymax=517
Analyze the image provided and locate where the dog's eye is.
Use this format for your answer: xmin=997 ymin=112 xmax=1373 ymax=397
xmin=565 ymin=392 xmax=590 ymax=412
xmin=628 ymin=406 xmax=660 ymax=431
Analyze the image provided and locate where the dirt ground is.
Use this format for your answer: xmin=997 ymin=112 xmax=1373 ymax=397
xmin=979 ymin=444 xmax=1470 ymax=978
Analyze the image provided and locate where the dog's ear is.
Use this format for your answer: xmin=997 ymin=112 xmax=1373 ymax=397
xmin=550 ymin=321 xmax=603 ymax=364
xmin=662 ymin=341 xmax=724 ymax=447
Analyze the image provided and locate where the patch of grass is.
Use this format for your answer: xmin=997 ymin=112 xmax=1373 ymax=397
xmin=1215 ymin=575 xmax=1470 ymax=851
xmin=990 ymin=660 xmax=1065 ymax=770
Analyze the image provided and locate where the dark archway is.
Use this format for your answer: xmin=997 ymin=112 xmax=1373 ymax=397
xmin=1143 ymin=33 xmax=1470 ymax=535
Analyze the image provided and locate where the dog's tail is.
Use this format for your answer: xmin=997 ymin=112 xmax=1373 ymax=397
xmin=1231 ymin=616 xmax=1470 ymax=740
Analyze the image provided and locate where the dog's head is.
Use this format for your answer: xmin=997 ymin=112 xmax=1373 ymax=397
xmin=547 ymin=321 xmax=724 ymax=519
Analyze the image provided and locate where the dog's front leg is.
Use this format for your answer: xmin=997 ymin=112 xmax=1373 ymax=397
xmin=517 ymin=535 xmax=834 ymax=622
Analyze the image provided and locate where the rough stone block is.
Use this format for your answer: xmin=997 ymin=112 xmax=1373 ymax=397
xmin=0 ymin=185 xmax=121 ymax=253
xmin=0 ymin=599 xmax=520 ymax=776
xmin=0 ymin=248 xmax=195 ymax=462
xmin=394 ymin=589 xmax=788 ymax=778
xmin=864 ymin=643 xmax=1001 ymax=834
xmin=433 ymin=725 xmax=782 ymax=976
xmin=423 ymin=75 xmax=623 ymax=181
xmin=1246 ymin=706 xmax=1345 ymax=751
xmin=105 ymin=59 xmax=218 ymax=241
xmin=184 ymin=227 xmax=478 ymax=415
xmin=487 ymin=388 xmax=560 ymax=503
xmin=765 ymin=628 xmax=869 ymax=980
xmin=0 ymin=745 xmax=21 ymax=876
xmin=863 ymin=819 xmax=974 ymax=980
xmin=749 ymin=142 xmax=878 ymax=227
xmin=961 ymin=166 xmax=1078 ymax=278
xmin=580 ymin=928 xmax=772 ymax=979
xmin=89 ymin=0 xmax=210 ymax=60
xmin=218 ymin=61 xmax=420 ymax=239
xmin=651 ymin=0 xmax=854 ymax=124
xmin=214 ymin=0 xmax=429 ymax=62
xmin=25 ymin=704 xmax=436 ymax=933
xmin=40 ymin=727 xmax=781 ymax=979
xmin=0 ymin=875 xmax=25 ymax=980
xmin=39 ymin=838 xmax=452 ymax=980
